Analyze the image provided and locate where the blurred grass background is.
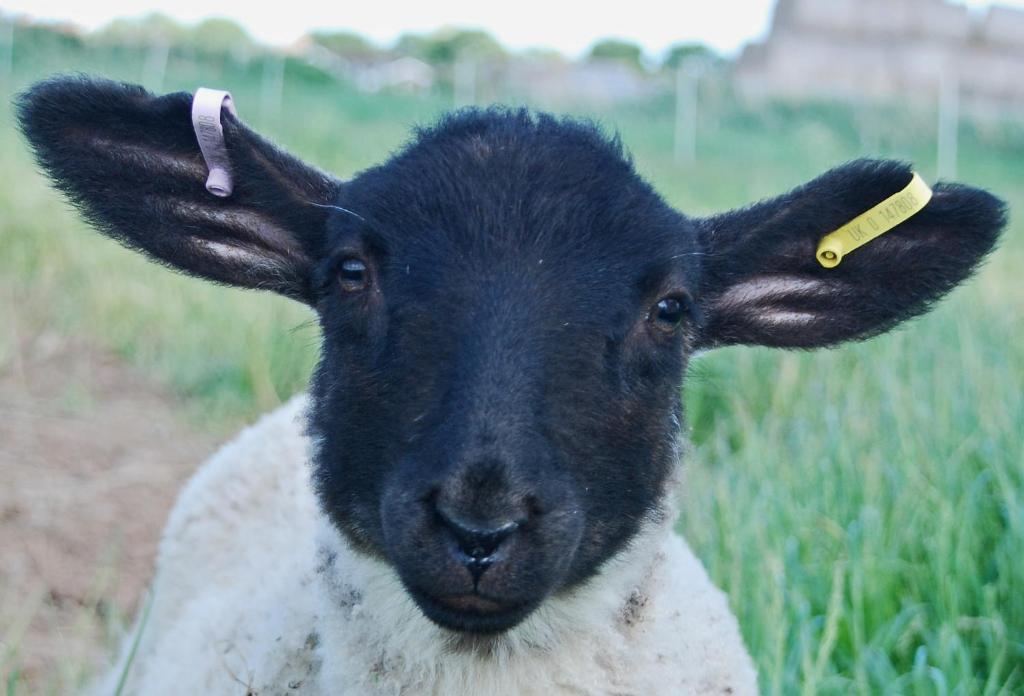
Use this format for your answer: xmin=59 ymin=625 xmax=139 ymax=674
xmin=0 ymin=22 xmax=1021 ymax=695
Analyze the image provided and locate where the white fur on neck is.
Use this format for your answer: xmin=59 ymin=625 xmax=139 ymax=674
xmin=98 ymin=395 xmax=757 ymax=695
xmin=313 ymin=506 xmax=676 ymax=695
xmin=309 ymin=437 xmax=691 ymax=696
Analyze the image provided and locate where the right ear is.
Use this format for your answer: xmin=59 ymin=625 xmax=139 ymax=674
xmin=17 ymin=75 xmax=343 ymax=304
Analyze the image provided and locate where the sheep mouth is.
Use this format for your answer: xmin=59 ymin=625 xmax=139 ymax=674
xmin=408 ymin=586 xmax=539 ymax=634
xmin=433 ymin=593 xmax=508 ymax=613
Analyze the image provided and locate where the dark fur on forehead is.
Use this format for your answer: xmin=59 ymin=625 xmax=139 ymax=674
xmin=333 ymin=108 xmax=688 ymax=246
xmin=316 ymin=107 xmax=703 ymax=315
xmin=396 ymin=106 xmax=634 ymax=186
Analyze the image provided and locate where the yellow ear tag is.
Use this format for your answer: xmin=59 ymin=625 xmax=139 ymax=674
xmin=816 ymin=172 xmax=933 ymax=268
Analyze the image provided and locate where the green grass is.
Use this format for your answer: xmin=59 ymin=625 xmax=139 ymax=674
xmin=1 ymin=33 xmax=1021 ymax=694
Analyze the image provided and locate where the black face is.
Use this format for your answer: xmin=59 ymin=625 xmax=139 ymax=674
xmin=18 ymin=77 xmax=1005 ymax=635
xmin=308 ymin=112 xmax=701 ymax=632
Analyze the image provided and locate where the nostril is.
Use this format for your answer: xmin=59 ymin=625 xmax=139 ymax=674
xmin=435 ymin=506 xmax=520 ymax=560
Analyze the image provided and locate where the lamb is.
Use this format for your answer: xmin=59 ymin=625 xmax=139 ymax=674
xmin=17 ymin=75 xmax=1006 ymax=695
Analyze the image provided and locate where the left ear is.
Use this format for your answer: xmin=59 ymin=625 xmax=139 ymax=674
xmin=693 ymin=159 xmax=1007 ymax=349
xmin=17 ymin=75 xmax=343 ymax=304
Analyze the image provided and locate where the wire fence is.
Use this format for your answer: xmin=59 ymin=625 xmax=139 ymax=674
xmin=3 ymin=18 xmax=1013 ymax=183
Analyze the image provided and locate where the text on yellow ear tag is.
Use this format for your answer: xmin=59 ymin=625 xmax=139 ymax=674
xmin=816 ymin=172 xmax=933 ymax=268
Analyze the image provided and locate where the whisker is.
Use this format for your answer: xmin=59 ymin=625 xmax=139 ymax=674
xmin=307 ymin=200 xmax=366 ymax=222
xmin=289 ymin=318 xmax=320 ymax=336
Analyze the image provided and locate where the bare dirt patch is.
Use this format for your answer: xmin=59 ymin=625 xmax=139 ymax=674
xmin=0 ymin=322 xmax=219 ymax=691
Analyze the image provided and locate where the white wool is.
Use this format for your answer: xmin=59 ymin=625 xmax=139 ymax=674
xmin=96 ymin=395 xmax=757 ymax=695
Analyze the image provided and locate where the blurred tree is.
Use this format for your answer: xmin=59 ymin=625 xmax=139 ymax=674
xmin=90 ymin=15 xmax=255 ymax=61
xmin=92 ymin=13 xmax=185 ymax=46
xmin=587 ymin=39 xmax=645 ymax=70
xmin=190 ymin=18 xmax=253 ymax=52
xmin=393 ymin=33 xmax=429 ymax=59
xmin=10 ymin=19 xmax=84 ymax=60
xmin=395 ymin=28 xmax=504 ymax=64
xmin=521 ymin=47 xmax=569 ymax=65
xmin=662 ymin=42 xmax=722 ymax=70
xmin=309 ymin=31 xmax=380 ymax=61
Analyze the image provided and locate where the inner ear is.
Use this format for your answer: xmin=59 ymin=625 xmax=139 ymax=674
xmin=693 ymin=159 xmax=1006 ymax=349
xmin=17 ymin=76 xmax=343 ymax=304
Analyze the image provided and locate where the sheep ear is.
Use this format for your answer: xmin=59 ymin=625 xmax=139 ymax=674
xmin=693 ymin=159 xmax=1006 ymax=349
xmin=17 ymin=75 xmax=342 ymax=304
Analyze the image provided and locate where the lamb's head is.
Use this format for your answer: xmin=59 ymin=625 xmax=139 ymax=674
xmin=308 ymin=111 xmax=701 ymax=632
xmin=18 ymin=76 xmax=1006 ymax=635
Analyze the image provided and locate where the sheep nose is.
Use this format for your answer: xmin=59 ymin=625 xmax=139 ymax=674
xmin=435 ymin=506 xmax=521 ymax=577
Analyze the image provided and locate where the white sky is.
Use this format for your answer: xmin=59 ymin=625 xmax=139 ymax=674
xmin=1 ymin=0 xmax=1019 ymax=58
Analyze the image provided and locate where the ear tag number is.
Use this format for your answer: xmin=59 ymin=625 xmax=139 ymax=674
xmin=191 ymin=88 xmax=238 ymax=198
xmin=816 ymin=172 xmax=933 ymax=268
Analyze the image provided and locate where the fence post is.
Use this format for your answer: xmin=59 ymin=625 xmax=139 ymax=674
xmin=143 ymin=39 xmax=170 ymax=93
xmin=674 ymin=63 xmax=698 ymax=165
xmin=937 ymin=69 xmax=959 ymax=180
xmin=0 ymin=18 xmax=13 ymax=82
xmin=262 ymin=54 xmax=286 ymax=122
xmin=454 ymin=58 xmax=476 ymax=108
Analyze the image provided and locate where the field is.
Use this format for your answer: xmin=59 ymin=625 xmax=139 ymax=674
xmin=1 ymin=29 xmax=1022 ymax=694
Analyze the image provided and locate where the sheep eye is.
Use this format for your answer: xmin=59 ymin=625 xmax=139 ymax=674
xmin=650 ymin=295 xmax=690 ymax=330
xmin=338 ymin=258 xmax=368 ymax=292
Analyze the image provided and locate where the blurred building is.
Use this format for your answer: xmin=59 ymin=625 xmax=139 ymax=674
xmin=353 ymin=56 xmax=434 ymax=93
xmin=296 ymin=38 xmax=435 ymax=93
xmin=504 ymin=56 xmax=663 ymax=105
xmin=735 ymin=0 xmax=1024 ymax=117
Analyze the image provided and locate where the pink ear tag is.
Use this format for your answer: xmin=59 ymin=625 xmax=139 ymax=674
xmin=191 ymin=88 xmax=238 ymax=197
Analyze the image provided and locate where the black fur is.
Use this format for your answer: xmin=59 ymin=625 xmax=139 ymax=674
xmin=17 ymin=76 xmax=1008 ymax=634
xmin=16 ymin=75 xmax=340 ymax=302
xmin=695 ymin=159 xmax=1008 ymax=348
